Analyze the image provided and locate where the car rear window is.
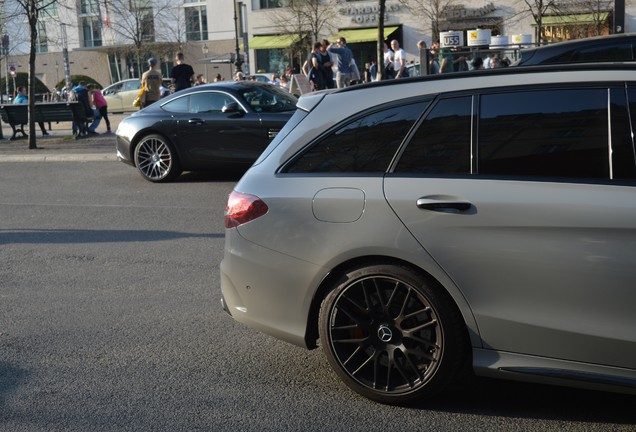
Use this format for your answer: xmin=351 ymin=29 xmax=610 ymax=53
xmin=286 ymin=101 xmax=431 ymax=173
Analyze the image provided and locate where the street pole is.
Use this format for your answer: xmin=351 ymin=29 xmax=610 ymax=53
xmin=233 ymin=1 xmax=243 ymax=74
xmin=3 ymin=34 xmax=9 ymax=98
xmin=240 ymin=2 xmax=249 ymax=74
xmin=61 ymin=24 xmax=72 ymax=89
xmin=202 ymin=44 xmax=209 ymax=82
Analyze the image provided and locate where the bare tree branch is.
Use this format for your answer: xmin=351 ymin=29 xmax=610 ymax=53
xmin=106 ymin=0 xmax=175 ymax=70
xmin=266 ymin=0 xmax=339 ymax=67
xmin=396 ymin=0 xmax=459 ymax=41
xmin=11 ymin=0 xmax=59 ymax=149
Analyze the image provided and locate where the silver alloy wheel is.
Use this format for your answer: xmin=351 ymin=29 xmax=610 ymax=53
xmin=134 ymin=134 xmax=180 ymax=182
xmin=320 ymin=264 xmax=466 ymax=404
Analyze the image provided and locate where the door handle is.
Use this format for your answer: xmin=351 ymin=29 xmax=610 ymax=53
xmin=188 ymin=118 xmax=205 ymax=125
xmin=416 ymin=198 xmax=472 ymax=213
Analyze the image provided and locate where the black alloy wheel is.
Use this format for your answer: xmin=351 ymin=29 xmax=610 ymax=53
xmin=319 ymin=264 xmax=467 ymax=405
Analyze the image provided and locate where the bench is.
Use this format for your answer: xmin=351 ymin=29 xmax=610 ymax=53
xmin=0 ymin=102 xmax=92 ymax=140
xmin=0 ymin=104 xmax=29 ymax=140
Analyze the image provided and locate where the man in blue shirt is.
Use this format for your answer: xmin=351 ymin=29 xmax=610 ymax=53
xmin=13 ymin=86 xmax=48 ymax=136
xmin=328 ymin=37 xmax=354 ymax=88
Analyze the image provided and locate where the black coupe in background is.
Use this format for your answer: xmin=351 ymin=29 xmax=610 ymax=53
xmin=115 ymin=81 xmax=297 ymax=182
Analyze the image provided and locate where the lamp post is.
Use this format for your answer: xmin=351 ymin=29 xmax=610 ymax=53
xmin=202 ymin=43 xmax=209 ymax=82
xmin=233 ymin=1 xmax=243 ymax=74
xmin=61 ymin=24 xmax=72 ymax=89
xmin=2 ymin=34 xmax=8 ymax=100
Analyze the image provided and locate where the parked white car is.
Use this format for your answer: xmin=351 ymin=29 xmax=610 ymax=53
xmin=103 ymin=78 xmax=172 ymax=113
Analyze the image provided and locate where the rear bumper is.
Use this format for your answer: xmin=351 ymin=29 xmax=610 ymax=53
xmin=220 ymin=228 xmax=325 ymax=349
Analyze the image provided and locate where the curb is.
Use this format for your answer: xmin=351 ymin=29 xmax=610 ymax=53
xmin=0 ymin=153 xmax=117 ymax=163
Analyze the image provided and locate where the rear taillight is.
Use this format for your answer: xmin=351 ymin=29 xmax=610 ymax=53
xmin=224 ymin=191 xmax=269 ymax=228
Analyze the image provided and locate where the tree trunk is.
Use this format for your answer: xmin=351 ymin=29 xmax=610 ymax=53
xmin=28 ymin=0 xmax=38 ymax=149
xmin=377 ymin=0 xmax=386 ymax=80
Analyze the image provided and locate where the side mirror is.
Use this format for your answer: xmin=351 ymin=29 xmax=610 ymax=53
xmin=222 ymin=102 xmax=241 ymax=113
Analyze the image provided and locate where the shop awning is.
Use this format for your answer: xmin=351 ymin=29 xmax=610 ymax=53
xmin=249 ymin=34 xmax=301 ymax=50
xmin=534 ymin=13 xmax=610 ymax=26
xmin=335 ymin=26 xmax=399 ymax=43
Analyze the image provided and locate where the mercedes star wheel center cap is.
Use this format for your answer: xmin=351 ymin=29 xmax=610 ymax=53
xmin=377 ymin=325 xmax=393 ymax=343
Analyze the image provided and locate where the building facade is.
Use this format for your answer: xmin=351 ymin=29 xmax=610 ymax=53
xmin=1 ymin=0 xmax=635 ymax=93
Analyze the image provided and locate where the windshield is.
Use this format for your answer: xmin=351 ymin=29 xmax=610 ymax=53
xmin=238 ymin=86 xmax=297 ymax=113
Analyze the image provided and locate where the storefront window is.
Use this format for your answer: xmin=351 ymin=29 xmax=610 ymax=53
xmin=540 ymin=23 xmax=611 ymax=42
xmin=536 ymin=12 xmax=612 ymax=42
xmin=256 ymin=48 xmax=290 ymax=74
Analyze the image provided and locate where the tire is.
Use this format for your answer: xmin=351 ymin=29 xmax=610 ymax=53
xmin=134 ymin=134 xmax=182 ymax=183
xmin=319 ymin=264 xmax=467 ymax=405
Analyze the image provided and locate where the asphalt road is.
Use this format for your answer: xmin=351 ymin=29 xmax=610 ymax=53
xmin=1 ymin=161 xmax=635 ymax=431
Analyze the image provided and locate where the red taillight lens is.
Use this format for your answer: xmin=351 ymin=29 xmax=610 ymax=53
xmin=224 ymin=191 xmax=269 ymax=228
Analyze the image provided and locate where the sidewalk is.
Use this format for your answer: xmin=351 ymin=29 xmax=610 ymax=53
xmin=0 ymin=113 xmax=127 ymax=162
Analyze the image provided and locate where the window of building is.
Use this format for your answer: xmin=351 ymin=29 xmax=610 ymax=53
xmin=82 ymin=17 xmax=102 ymax=47
xmin=539 ymin=14 xmax=612 ymax=42
xmin=286 ymin=101 xmax=430 ymax=173
xmin=478 ymin=88 xmax=609 ymax=179
xmin=258 ymin=0 xmax=288 ymax=9
xmin=255 ymin=48 xmax=288 ymax=76
xmin=140 ymin=11 xmax=155 ymax=42
xmin=395 ymin=97 xmax=472 ymax=174
xmin=185 ymin=5 xmax=208 ymax=41
xmin=36 ymin=22 xmax=48 ymax=53
xmin=42 ymin=2 xmax=58 ymax=18
xmin=130 ymin=0 xmax=155 ymax=42
xmin=80 ymin=0 xmax=98 ymax=14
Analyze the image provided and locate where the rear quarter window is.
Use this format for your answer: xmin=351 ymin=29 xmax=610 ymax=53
xmin=394 ymin=96 xmax=472 ymax=174
xmin=286 ymin=101 xmax=431 ymax=173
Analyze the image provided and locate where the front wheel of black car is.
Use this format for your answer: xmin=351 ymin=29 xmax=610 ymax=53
xmin=134 ymin=134 xmax=182 ymax=182
xmin=319 ymin=264 xmax=467 ymax=405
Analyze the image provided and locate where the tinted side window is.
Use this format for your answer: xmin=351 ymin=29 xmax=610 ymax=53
xmin=394 ymin=96 xmax=472 ymax=174
xmin=161 ymin=96 xmax=189 ymax=113
xmin=539 ymin=42 xmax=634 ymax=64
xmin=239 ymin=87 xmax=296 ymax=113
xmin=571 ymin=42 xmax=634 ymax=62
xmin=479 ymin=89 xmax=609 ymax=179
xmin=188 ymin=92 xmax=236 ymax=113
xmin=611 ymin=88 xmax=636 ymax=180
xmin=287 ymin=101 xmax=430 ymax=173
